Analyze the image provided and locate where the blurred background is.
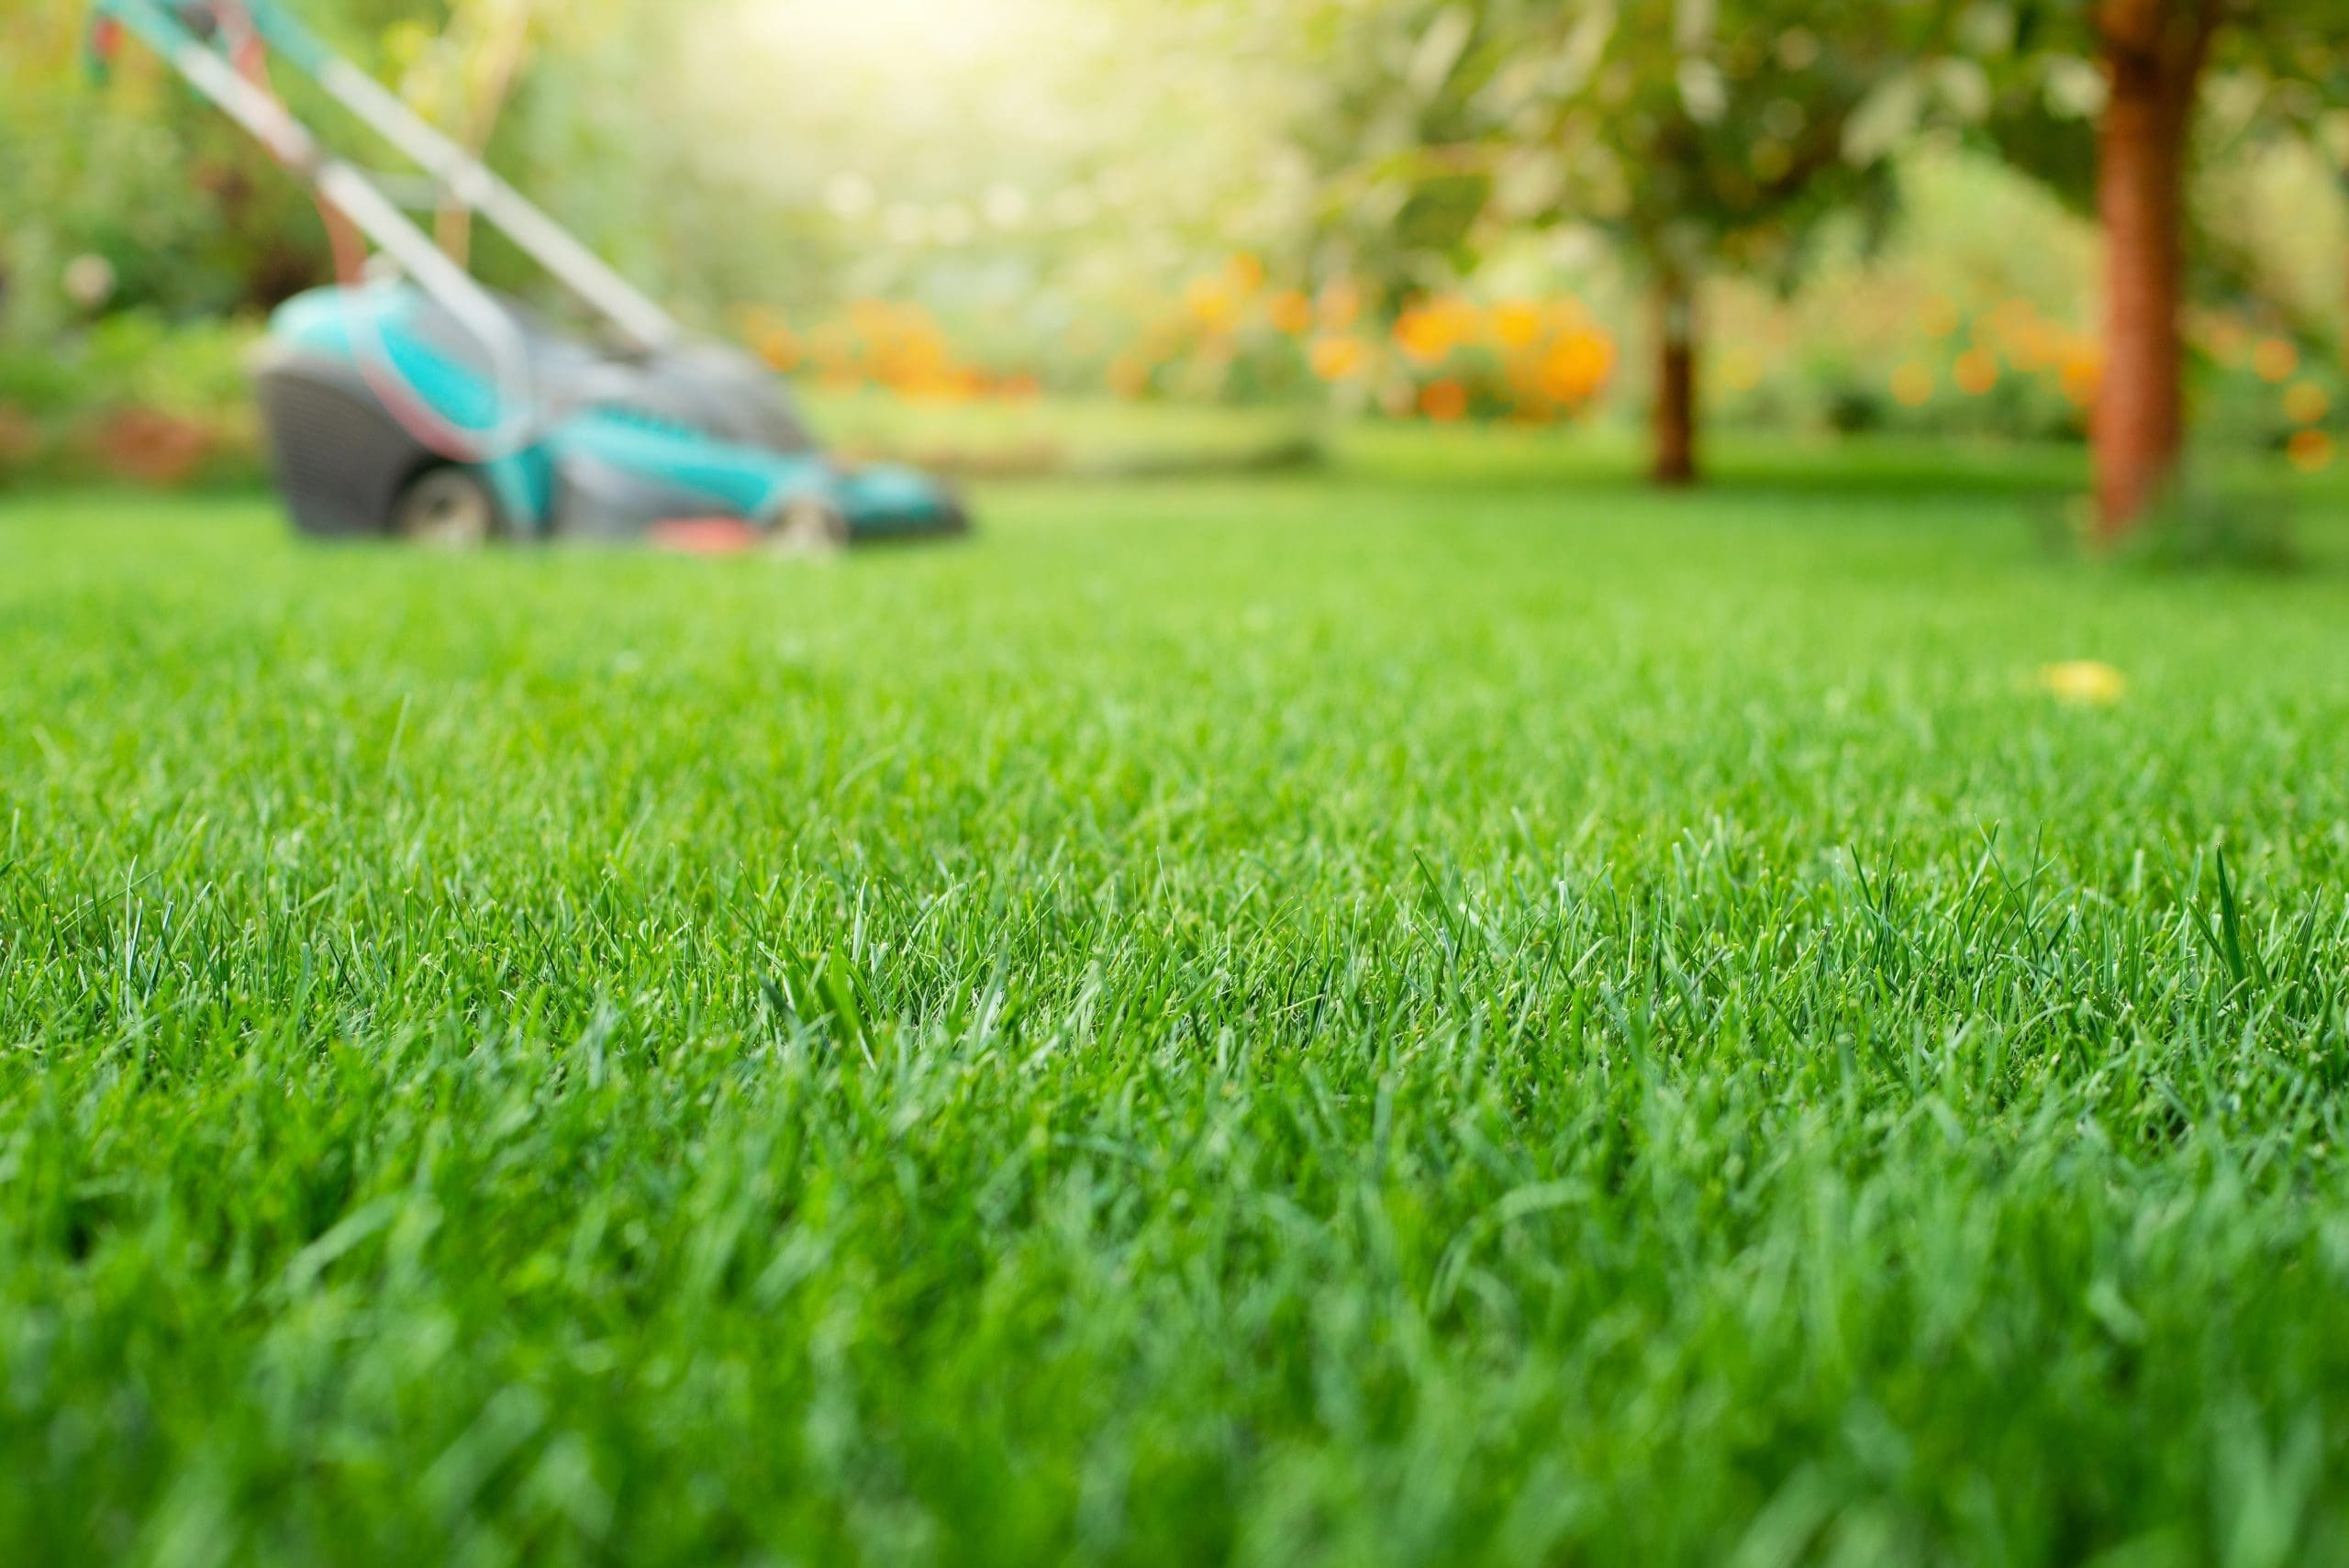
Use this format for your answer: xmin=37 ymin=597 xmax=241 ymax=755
xmin=3 ymin=0 xmax=2344 ymax=518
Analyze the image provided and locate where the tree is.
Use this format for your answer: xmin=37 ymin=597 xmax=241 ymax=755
xmin=2088 ymin=0 xmax=2218 ymax=531
xmin=1977 ymin=2 xmax=2341 ymax=538
xmin=1551 ymin=1 xmax=1964 ymax=484
xmin=1287 ymin=0 xmax=1959 ymax=484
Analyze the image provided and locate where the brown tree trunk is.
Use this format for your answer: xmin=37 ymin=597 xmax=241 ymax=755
xmin=1651 ymin=270 xmax=1698 ymax=486
xmin=2091 ymin=0 xmax=2216 ymax=539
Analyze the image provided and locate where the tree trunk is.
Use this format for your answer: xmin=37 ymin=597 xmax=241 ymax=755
xmin=2091 ymin=0 xmax=2216 ymax=539
xmin=1651 ymin=271 xmax=1698 ymax=486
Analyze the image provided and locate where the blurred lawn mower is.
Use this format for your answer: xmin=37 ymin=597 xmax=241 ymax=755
xmin=88 ymin=0 xmax=969 ymax=550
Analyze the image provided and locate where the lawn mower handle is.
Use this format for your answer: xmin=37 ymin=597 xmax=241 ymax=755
xmin=88 ymin=0 xmax=681 ymax=356
xmin=90 ymin=0 xmax=550 ymax=461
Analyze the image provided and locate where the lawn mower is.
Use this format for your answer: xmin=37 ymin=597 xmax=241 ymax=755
xmin=87 ymin=0 xmax=969 ymax=550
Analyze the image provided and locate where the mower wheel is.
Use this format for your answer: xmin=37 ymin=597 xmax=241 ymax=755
xmin=766 ymin=495 xmax=850 ymax=556
xmin=391 ymin=465 xmax=503 ymax=548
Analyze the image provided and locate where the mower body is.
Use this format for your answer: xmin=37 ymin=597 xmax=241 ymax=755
xmin=257 ymin=282 xmax=966 ymax=545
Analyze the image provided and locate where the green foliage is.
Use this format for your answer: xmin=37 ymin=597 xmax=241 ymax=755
xmin=1 ymin=2 xmax=328 ymax=332
xmin=2116 ymin=468 xmax=2303 ymax=572
xmin=0 ymin=313 xmax=263 ymax=490
xmin=1283 ymin=0 xmax=1969 ymax=296
xmin=4 ymin=0 xmax=2343 ymax=466
xmin=1536 ymin=0 xmax=1961 ymax=284
xmin=1962 ymin=0 xmax=2349 ymax=213
xmin=18 ymin=310 xmax=256 ymax=419
xmin=7 ymin=449 xmax=2349 ymax=1561
xmin=2193 ymin=341 xmax=2347 ymax=458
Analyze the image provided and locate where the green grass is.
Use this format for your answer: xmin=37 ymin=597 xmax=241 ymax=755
xmin=7 ymin=439 xmax=2349 ymax=1567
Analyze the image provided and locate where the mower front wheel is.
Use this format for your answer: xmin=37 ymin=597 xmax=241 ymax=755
xmin=390 ymin=465 xmax=504 ymax=548
xmin=766 ymin=495 xmax=850 ymax=557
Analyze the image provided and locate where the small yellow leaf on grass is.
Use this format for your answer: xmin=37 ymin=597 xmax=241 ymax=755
xmin=2039 ymin=661 xmax=2127 ymax=706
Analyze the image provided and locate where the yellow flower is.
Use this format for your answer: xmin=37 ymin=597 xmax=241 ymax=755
xmin=2282 ymin=381 xmax=2329 ymax=425
xmin=2039 ymin=661 xmax=2127 ymax=706
xmin=1890 ymin=361 xmax=1933 ymax=407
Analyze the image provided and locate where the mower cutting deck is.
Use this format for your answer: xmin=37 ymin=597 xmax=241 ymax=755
xmin=90 ymin=0 xmax=967 ymax=550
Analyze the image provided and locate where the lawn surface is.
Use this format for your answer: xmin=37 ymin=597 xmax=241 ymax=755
xmin=7 ymin=438 xmax=2349 ymax=1565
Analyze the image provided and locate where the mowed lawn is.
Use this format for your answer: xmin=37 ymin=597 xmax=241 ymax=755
xmin=7 ymin=439 xmax=2349 ymax=1566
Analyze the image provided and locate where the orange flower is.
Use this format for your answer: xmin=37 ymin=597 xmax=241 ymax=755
xmin=1309 ymin=335 xmax=1370 ymax=382
xmin=1317 ymin=281 xmax=1363 ymax=331
xmin=1419 ymin=379 xmax=1469 ymax=421
xmin=2005 ymin=324 xmax=2054 ymax=372
xmin=897 ymin=367 xmax=978 ymax=404
xmin=2253 ymin=337 xmax=2299 ymax=384
xmin=1265 ymin=289 xmax=1313 ymax=335
xmin=1491 ymin=301 xmax=1542 ymax=349
xmin=2288 ymin=428 xmax=2335 ymax=473
xmin=1991 ymin=297 xmax=2038 ymax=338
xmin=2058 ymin=348 xmax=2101 ymax=405
xmin=810 ymin=323 xmax=857 ymax=370
xmin=1538 ymin=331 xmax=1616 ymax=404
xmin=1225 ymin=252 xmax=1266 ymax=294
xmin=1393 ymin=304 xmax=1460 ymax=367
xmin=758 ymin=326 xmax=802 ymax=372
xmin=1890 ymin=361 xmax=1933 ymax=407
xmin=1954 ymin=349 xmax=1998 ymax=395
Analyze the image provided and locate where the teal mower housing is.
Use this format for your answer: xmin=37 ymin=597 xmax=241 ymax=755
xmin=89 ymin=0 xmax=968 ymax=550
xmin=253 ymin=283 xmax=967 ymax=547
